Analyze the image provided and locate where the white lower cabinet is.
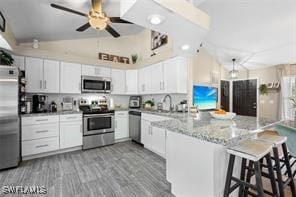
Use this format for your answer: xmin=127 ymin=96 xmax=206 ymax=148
xmin=60 ymin=120 xmax=82 ymax=149
xmin=115 ymin=111 xmax=129 ymax=140
xmin=22 ymin=113 xmax=83 ymax=158
xmin=141 ymin=113 xmax=171 ymax=158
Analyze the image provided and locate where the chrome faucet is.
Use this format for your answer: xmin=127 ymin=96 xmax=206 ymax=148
xmin=162 ymin=94 xmax=173 ymax=112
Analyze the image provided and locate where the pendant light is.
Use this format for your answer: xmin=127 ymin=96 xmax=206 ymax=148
xmin=229 ymin=58 xmax=239 ymax=79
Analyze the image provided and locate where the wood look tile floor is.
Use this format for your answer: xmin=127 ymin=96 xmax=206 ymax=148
xmin=0 ymin=142 xmax=174 ymax=197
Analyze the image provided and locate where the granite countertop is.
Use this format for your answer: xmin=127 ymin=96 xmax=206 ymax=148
xmin=151 ymin=112 xmax=282 ymax=146
xmin=21 ymin=111 xmax=82 ymax=117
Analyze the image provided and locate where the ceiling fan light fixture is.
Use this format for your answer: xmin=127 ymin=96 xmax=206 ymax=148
xmin=148 ymin=14 xmax=164 ymax=25
xmin=89 ymin=17 xmax=107 ymax=30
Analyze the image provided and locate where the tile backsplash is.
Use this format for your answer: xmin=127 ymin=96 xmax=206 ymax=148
xmin=26 ymin=93 xmax=130 ymax=111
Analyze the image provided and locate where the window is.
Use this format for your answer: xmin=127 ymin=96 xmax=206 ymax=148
xmin=282 ymin=76 xmax=296 ymax=120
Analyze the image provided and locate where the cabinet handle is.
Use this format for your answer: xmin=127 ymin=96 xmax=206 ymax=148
xmin=36 ymin=119 xmax=48 ymax=122
xmin=36 ymin=144 xmax=49 ymax=148
xmin=162 ymin=82 xmax=165 ymax=90
xmin=40 ymin=80 xmax=42 ymax=89
xmin=160 ymin=82 xmax=162 ymax=90
xmin=44 ymin=80 xmax=47 ymax=89
xmin=36 ymin=130 xmax=48 ymax=133
xmin=66 ymin=117 xmax=77 ymax=119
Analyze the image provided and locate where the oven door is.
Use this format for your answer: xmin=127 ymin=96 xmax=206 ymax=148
xmin=83 ymin=114 xmax=114 ymax=135
xmin=82 ymin=76 xmax=105 ymax=93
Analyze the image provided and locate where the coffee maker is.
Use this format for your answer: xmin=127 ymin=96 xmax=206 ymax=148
xmin=32 ymin=95 xmax=48 ymax=113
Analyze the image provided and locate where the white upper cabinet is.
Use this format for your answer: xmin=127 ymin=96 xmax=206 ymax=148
xmin=163 ymin=56 xmax=188 ymax=94
xmin=12 ymin=55 xmax=25 ymax=70
xmin=111 ymin=69 xmax=126 ymax=95
xmin=25 ymin=57 xmax=44 ymax=93
xmin=138 ymin=66 xmax=151 ymax=94
xmin=60 ymin=62 xmax=81 ymax=94
xmin=125 ymin=69 xmax=138 ymax=94
xmin=43 ymin=60 xmax=60 ymax=93
xmin=82 ymin=64 xmax=111 ymax=78
xmin=150 ymin=63 xmax=163 ymax=94
xmin=25 ymin=57 xmax=60 ymax=93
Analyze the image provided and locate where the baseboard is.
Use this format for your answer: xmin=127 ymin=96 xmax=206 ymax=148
xmin=22 ymin=146 xmax=82 ymax=161
xmin=115 ymin=138 xmax=131 ymax=143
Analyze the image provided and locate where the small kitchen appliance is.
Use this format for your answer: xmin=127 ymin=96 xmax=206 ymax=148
xmin=61 ymin=97 xmax=73 ymax=111
xmin=129 ymin=96 xmax=142 ymax=108
xmin=32 ymin=95 xmax=48 ymax=113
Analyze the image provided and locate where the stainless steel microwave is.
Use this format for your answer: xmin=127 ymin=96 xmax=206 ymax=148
xmin=81 ymin=76 xmax=111 ymax=93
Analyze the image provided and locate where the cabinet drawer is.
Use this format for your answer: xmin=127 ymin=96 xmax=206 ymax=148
xmin=22 ymin=137 xmax=59 ymax=156
xmin=22 ymin=124 xmax=59 ymax=141
xmin=141 ymin=113 xmax=171 ymax=122
xmin=22 ymin=115 xmax=59 ymax=126
xmin=60 ymin=114 xmax=82 ymax=122
xmin=115 ymin=111 xmax=128 ymax=118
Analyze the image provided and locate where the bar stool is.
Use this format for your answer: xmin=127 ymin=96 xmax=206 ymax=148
xmin=224 ymin=139 xmax=278 ymax=197
xmin=256 ymin=132 xmax=296 ymax=197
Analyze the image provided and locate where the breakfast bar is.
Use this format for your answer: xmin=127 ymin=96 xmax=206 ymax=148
xmin=151 ymin=112 xmax=281 ymax=197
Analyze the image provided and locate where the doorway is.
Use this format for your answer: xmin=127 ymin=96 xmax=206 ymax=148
xmin=232 ymin=79 xmax=257 ymax=116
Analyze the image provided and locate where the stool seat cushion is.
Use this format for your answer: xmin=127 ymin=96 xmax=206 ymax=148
xmin=227 ymin=139 xmax=272 ymax=161
xmin=257 ymin=132 xmax=287 ymax=146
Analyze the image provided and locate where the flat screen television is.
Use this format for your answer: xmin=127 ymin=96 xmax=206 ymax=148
xmin=193 ymin=85 xmax=217 ymax=110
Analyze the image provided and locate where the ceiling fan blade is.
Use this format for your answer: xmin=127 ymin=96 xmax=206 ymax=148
xmin=76 ymin=23 xmax=91 ymax=32
xmin=105 ymin=25 xmax=120 ymax=38
xmin=109 ymin=17 xmax=132 ymax=24
xmin=91 ymin=0 xmax=102 ymax=13
xmin=50 ymin=3 xmax=88 ymax=17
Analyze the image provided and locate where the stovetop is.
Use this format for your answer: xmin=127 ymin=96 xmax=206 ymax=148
xmin=79 ymin=105 xmax=114 ymax=115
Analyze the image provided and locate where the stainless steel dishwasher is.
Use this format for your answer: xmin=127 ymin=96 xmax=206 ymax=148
xmin=129 ymin=111 xmax=141 ymax=144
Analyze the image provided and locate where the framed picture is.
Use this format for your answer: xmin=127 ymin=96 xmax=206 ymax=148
xmin=151 ymin=30 xmax=168 ymax=50
xmin=0 ymin=12 xmax=5 ymax=32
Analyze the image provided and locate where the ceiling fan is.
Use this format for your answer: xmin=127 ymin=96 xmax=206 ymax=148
xmin=50 ymin=0 xmax=132 ymax=38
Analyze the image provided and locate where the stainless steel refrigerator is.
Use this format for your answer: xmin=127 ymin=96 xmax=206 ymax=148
xmin=0 ymin=66 xmax=20 ymax=170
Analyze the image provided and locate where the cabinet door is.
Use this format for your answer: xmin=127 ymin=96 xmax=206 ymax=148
xmin=141 ymin=120 xmax=152 ymax=149
xmin=82 ymin=65 xmax=111 ymax=77
xmin=138 ymin=66 xmax=151 ymax=94
xmin=60 ymin=62 xmax=81 ymax=94
xmin=25 ymin=57 xmax=43 ymax=93
xmin=176 ymin=57 xmax=188 ymax=93
xmin=125 ymin=70 xmax=138 ymax=94
xmin=60 ymin=121 xmax=82 ymax=149
xmin=111 ymin=69 xmax=126 ymax=94
xmin=43 ymin=59 xmax=60 ymax=93
xmin=115 ymin=117 xmax=129 ymax=140
xmin=163 ymin=58 xmax=178 ymax=93
xmin=151 ymin=126 xmax=166 ymax=158
xmin=150 ymin=63 xmax=163 ymax=94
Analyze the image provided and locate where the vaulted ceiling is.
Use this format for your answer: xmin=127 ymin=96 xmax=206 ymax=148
xmin=199 ymin=0 xmax=296 ymax=70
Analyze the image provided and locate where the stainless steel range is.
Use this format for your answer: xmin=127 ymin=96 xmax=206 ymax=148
xmin=79 ymin=100 xmax=114 ymax=150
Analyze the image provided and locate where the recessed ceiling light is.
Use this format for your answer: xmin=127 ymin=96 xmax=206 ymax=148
xmin=181 ymin=44 xmax=190 ymax=50
xmin=148 ymin=15 xmax=164 ymax=25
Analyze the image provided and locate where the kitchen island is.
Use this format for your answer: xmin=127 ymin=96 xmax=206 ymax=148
xmin=151 ymin=112 xmax=281 ymax=197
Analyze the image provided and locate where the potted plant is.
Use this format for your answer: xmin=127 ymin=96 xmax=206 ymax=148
xmin=131 ymin=54 xmax=138 ymax=64
xmin=259 ymin=84 xmax=268 ymax=95
xmin=144 ymin=100 xmax=155 ymax=110
xmin=0 ymin=50 xmax=14 ymax=66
